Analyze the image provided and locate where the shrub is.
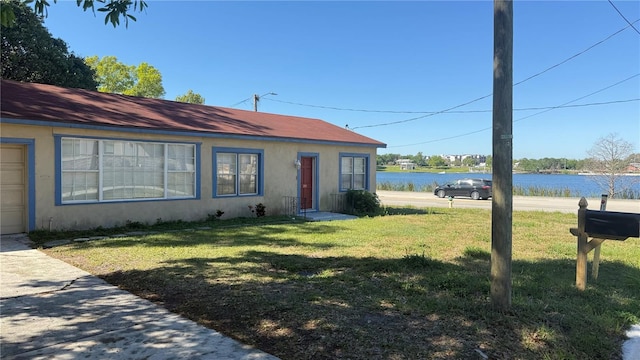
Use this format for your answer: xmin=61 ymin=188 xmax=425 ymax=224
xmin=254 ymin=203 xmax=266 ymax=217
xmin=248 ymin=203 xmax=266 ymax=217
xmin=345 ymin=190 xmax=382 ymax=216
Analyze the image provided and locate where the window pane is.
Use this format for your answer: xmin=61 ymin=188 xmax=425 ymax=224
xmin=354 ymin=157 xmax=366 ymax=174
xmin=341 ymin=174 xmax=352 ymax=190
xmin=168 ymin=172 xmax=194 ymax=197
xmin=239 ymin=154 xmax=257 ymax=174
xmin=239 ymin=174 xmax=257 ymax=194
xmin=61 ymin=138 xmax=98 ymax=202
xmin=354 ymin=174 xmax=365 ymax=190
xmin=61 ymin=172 xmax=98 ymax=201
xmin=238 ymin=154 xmax=257 ymax=194
xmin=217 ymin=174 xmax=236 ymax=195
xmin=342 ymin=157 xmax=353 ymax=173
xmin=216 ymin=153 xmax=237 ymax=195
xmin=168 ymin=144 xmax=195 ymax=198
xmin=217 ymin=153 xmax=236 ymax=174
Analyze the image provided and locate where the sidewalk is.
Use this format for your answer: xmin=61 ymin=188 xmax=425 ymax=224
xmin=0 ymin=234 xmax=279 ymax=360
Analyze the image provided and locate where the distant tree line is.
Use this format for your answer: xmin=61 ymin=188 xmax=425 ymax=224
xmin=378 ymin=152 xmax=639 ymax=173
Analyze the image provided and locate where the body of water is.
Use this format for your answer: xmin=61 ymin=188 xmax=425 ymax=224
xmin=377 ymin=172 xmax=640 ymax=198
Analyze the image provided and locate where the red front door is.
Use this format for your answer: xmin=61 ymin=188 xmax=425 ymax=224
xmin=300 ymin=157 xmax=313 ymax=210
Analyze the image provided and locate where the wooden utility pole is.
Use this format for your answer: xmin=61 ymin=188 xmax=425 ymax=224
xmin=491 ymin=0 xmax=513 ymax=310
xmin=253 ymin=94 xmax=259 ymax=112
xmin=253 ymin=92 xmax=277 ymax=112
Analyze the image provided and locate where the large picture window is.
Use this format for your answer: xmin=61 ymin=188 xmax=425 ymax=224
xmin=213 ymin=148 xmax=263 ymax=197
xmin=340 ymin=153 xmax=369 ymax=191
xmin=59 ymin=137 xmax=197 ymax=203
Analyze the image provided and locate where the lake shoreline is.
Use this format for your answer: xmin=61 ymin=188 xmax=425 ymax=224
xmin=376 ymin=172 xmax=640 ymax=199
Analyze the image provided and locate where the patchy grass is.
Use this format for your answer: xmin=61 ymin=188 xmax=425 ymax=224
xmin=41 ymin=208 xmax=640 ymax=359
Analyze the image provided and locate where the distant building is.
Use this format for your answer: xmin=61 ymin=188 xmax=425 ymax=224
xmin=626 ymin=163 xmax=640 ymax=172
xmin=396 ymin=159 xmax=416 ymax=170
xmin=441 ymin=154 xmax=487 ymax=166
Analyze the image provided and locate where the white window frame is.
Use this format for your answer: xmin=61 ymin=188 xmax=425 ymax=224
xmin=59 ymin=136 xmax=197 ymax=204
xmin=340 ymin=153 xmax=369 ymax=191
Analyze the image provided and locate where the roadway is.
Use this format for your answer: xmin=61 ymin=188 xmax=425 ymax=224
xmin=376 ymin=190 xmax=640 ymax=213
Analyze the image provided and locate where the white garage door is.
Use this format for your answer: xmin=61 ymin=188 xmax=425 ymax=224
xmin=1 ymin=144 xmax=27 ymax=235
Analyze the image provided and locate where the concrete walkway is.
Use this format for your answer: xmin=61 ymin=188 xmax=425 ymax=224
xmin=0 ymin=234 xmax=279 ymax=360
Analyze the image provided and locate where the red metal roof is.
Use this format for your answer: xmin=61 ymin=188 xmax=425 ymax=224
xmin=1 ymin=80 xmax=385 ymax=147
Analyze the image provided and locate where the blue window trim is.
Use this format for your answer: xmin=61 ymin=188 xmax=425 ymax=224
xmin=54 ymin=135 xmax=201 ymax=205
xmin=0 ymin=137 xmax=36 ymax=231
xmin=338 ymin=152 xmax=370 ymax=192
xmin=212 ymin=147 xmax=264 ymax=198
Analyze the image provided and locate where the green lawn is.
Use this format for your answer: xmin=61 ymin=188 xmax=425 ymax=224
xmin=40 ymin=208 xmax=640 ymax=359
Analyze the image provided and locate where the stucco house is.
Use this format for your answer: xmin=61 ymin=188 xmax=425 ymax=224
xmin=0 ymin=80 xmax=386 ymax=234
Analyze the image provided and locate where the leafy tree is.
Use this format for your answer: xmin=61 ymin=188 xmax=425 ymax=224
xmin=462 ymin=156 xmax=477 ymax=167
xmin=1 ymin=0 xmax=147 ymax=28
xmin=377 ymin=153 xmax=400 ymax=166
xmin=175 ymin=90 xmax=205 ymax=104
xmin=626 ymin=153 xmax=640 ymax=164
xmin=428 ymin=155 xmax=446 ymax=167
xmin=1 ymin=1 xmax=97 ymax=90
xmin=128 ymin=62 xmax=164 ymax=98
xmin=585 ymin=133 xmax=637 ymax=198
xmin=86 ymin=55 xmax=165 ymax=98
xmin=412 ymin=152 xmax=427 ymax=167
xmin=85 ymin=55 xmax=133 ymax=93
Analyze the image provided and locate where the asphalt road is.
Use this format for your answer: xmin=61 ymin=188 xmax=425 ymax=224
xmin=376 ymin=190 xmax=640 ymax=214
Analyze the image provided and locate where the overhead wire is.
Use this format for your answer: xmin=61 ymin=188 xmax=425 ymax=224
xmin=228 ymin=96 xmax=252 ymax=108
xmin=269 ymin=98 xmax=639 ymax=114
xmin=260 ymin=18 xmax=640 ymax=129
xmin=607 ymin=0 xmax=640 ymax=35
xmin=387 ymin=73 xmax=640 ymax=148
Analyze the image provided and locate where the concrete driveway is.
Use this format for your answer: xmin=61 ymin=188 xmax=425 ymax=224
xmin=0 ymin=234 xmax=279 ymax=360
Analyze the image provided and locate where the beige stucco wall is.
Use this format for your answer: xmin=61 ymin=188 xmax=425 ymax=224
xmin=1 ymin=123 xmax=378 ymax=231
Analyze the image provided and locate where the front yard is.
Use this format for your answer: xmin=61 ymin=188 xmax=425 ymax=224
xmin=40 ymin=208 xmax=640 ymax=359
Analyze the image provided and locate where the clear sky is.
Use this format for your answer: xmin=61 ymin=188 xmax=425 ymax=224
xmin=42 ymin=1 xmax=639 ymax=160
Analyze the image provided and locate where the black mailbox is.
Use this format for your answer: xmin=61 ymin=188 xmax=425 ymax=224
xmin=584 ymin=209 xmax=640 ymax=240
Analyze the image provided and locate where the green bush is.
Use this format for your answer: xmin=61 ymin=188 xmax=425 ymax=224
xmin=345 ymin=190 xmax=382 ymax=216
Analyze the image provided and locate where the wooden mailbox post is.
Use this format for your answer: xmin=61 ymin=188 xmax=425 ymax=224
xmin=570 ymin=197 xmax=640 ymax=290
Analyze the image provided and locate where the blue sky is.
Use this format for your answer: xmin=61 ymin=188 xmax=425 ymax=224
xmin=43 ymin=1 xmax=639 ymax=159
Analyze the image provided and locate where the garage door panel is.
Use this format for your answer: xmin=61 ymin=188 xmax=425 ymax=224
xmin=1 ymin=209 xmax=24 ymax=226
xmin=0 ymin=147 xmax=24 ymax=162
xmin=1 ymin=167 xmax=25 ymax=186
xmin=1 ymin=188 xmax=25 ymax=207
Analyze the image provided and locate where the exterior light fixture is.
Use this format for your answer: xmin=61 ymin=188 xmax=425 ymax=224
xmin=294 ymin=159 xmax=301 ymax=169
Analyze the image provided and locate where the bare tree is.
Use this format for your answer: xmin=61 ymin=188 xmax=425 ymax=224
xmin=586 ymin=133 xmax=636 ymax=198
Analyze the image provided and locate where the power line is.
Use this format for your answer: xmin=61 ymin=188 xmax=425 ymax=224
xmin=270 ymin=98 xmax=638 ymax=114
xmin=512 ymin=74 xmax=639 ymax=123
xmin=387 ymin=74 xmax=640 ymax=148
xmin=228 ymin=96 xmax=252 ymax=108
xmin=267 ymin=98 xmax=432 ymax=114
xmin=607 ymin=0 xmax=640 ymax=35
xmin=351 ymin=94 xmax=492 ymax=130
xmin=512 ymin=18 xmax=639 ymax=87
xmin=263 ymin=18 xmax=639 ymax=124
